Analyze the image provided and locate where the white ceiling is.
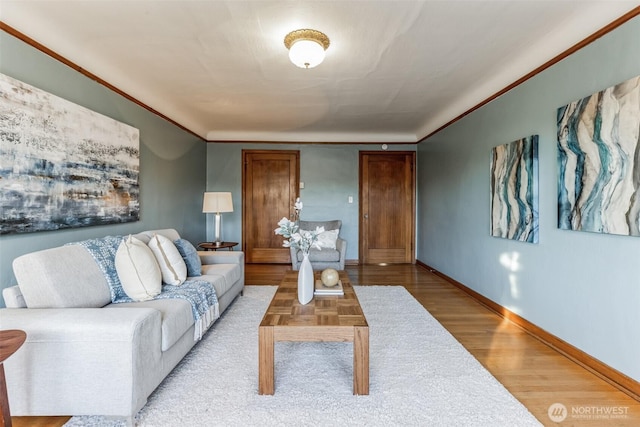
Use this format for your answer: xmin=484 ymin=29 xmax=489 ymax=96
xmin=2 ymin=1 xmax=639 ymax=143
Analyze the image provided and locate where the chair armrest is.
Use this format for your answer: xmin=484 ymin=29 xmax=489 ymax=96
xmin=336 ymin=238 xmax=347 ymax=269
xmin=290 ymin=247 xmax=301 ymax=270
xmin=198 ymin=251 xmax=244 ymax=266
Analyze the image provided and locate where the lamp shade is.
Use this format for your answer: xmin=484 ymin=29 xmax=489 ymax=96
xmin=203 ymin=192 xmax=233 ymax=213
xmin=288 ymin=39 xmax=326 ymax=68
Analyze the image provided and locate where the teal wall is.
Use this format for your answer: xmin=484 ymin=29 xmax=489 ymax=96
xmin=206 ymin=143 xmax=416 ymax=261
xmin=417 ymin=16 xmax=640 ymax=381
xmin=0 ymin=33 xmax=207 ymax=305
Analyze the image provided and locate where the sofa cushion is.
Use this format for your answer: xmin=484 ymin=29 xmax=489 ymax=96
xmin=13 ymin=245 xmax=112 ymax=308
xmin=107 ymin=298 xmax=192 ymax=351
xmin=115 ymin=235 xmax=162 ymax=302
xmin=174 ymin=239 xmax=202 ymax=277
xmin=199 ymin=264 xmax=241 ymax=296
xmin=148 ymin=234 xmax=187 ymax=286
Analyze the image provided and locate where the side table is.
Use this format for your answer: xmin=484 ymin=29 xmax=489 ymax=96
xmin=0 ymin=330 xmax=27 ymax=427
xmin=198 ymin=242 xmax=238 ymax=251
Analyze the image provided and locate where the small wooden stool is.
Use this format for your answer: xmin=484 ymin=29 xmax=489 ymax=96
xmin=0 ymin=330 xmax=27 ymax=427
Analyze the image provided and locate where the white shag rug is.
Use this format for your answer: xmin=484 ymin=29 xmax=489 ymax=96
xmin=65 ymin=286 xmax=541 ymax=426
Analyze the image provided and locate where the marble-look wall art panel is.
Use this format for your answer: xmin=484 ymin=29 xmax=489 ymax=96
xmin=0 ymin=73 xmax=140 ymax=234
xmin=557 ymin=75 xmax=640 ymax=236
xmin=490 ymin=135 xmax=539 ymax=243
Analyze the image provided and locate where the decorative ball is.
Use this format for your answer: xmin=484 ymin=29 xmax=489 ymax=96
xmin=321 ymin=268 xmax=340 ymax=287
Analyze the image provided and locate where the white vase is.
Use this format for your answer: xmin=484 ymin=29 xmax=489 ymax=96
xmin=298 ymin=252 xmax=314 ymax=305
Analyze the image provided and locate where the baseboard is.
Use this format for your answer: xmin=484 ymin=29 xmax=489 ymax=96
xmin=345 ymin=259 xmax=359 ymax=266
xmin=415 ymin=260 xmax=640 ymax=402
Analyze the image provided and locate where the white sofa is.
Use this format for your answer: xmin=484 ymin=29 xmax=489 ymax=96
xmin=0 ymin=228 xmax=244 ymax=424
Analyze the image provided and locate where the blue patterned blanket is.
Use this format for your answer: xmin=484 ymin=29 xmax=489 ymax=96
xmin=69 ymin=235 xmax=219 ymax=341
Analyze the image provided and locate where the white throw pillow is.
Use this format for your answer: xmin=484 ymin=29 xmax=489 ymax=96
xmin=316 ymin=229 xmax=339 ymax=250
xmin=148 ymin=234 xmax=187 ymax=286
xmin=115 ymin=235 xmax=162 ymax=301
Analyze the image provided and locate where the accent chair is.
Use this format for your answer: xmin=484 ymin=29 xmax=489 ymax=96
xmin=290 ymin=219 xmax=347 ymax=271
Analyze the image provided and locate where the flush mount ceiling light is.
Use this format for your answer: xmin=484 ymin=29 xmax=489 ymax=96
xmin=284 ymin=29 xmax=330 ymax=69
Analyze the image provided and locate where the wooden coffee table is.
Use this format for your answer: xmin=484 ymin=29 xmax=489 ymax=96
xmin=258 ymin=270 xmax=369 ymax=395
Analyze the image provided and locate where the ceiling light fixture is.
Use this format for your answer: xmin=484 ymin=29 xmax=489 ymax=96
xmin=284 ymin=29 xmax=330 ymax=69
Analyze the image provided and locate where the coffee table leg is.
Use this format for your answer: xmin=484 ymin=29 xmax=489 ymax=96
xmin=353 ymin=325 xmax=369 ymax=395
xmin=258 ymin=326 xmax=274 ymax=395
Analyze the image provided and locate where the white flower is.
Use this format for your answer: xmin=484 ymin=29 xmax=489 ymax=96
xmin=273 ymin=199 xmax=324 ymax=254
xmin=275 ymin=217 xmax=295 ymax=234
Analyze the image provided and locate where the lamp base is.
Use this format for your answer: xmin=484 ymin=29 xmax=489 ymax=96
xmin=214 ymin=212 xmax=223 ymax=247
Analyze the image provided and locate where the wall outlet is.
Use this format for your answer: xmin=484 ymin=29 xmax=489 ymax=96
xmin=348 ymin=196 xmax=353 ymax=204
xmin=300 ymin=182 xmax=304 ymax=189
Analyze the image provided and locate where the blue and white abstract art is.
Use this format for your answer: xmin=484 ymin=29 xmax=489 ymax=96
xmin=490 ymin=135 xmax=539 ymax=243
xmin=0 ymin=73 xmax=140 ymax=235
xmin=557 ymin=75 xmax=640 ymax=236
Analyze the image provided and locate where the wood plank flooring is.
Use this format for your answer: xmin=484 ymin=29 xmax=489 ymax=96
xmin=12 ymin=264 xmax=640 ymax=427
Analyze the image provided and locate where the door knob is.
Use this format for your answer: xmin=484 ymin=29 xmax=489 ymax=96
xmin=364 ymin=214 xmax=368 ymax=219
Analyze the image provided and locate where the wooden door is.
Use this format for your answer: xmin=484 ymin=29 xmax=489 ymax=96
xmin=359 ymin=151 xmax=415 ymax=264
xmin=243 ymin=150 xmax=299 ymax=263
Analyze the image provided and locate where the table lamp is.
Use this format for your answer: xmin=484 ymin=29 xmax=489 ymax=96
xmin=202 ymin=192 xmax=233 ymax=246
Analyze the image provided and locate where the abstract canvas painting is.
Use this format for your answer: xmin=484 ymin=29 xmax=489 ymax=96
xmin=557 ymin=75 xmax=640 ymax=236
xmin=0 ymin=73 xmax=140 ymax=235
xmin=490 ymin=135 xmax=539 ymax=243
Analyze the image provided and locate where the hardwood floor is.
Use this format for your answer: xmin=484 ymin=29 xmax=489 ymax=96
xmin=12 ymin=264 xmax=640 ymax=427
xmin=344 ymin=264 xmax=640 ymax=427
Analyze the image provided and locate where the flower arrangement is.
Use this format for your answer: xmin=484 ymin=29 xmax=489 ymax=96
xmin=275 ymin=198 xmax=324 ymax=255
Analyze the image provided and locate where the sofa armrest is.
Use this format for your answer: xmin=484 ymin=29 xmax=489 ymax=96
xmin=0 ymin=307 xmax=161 ymax=341
xmin=2 ymin=285 xmax=26 ymax=308
xmin=198 ymin=250 xmax=244 ymax=266
xmin=0 ymin=307 xmax=162 ymax=417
